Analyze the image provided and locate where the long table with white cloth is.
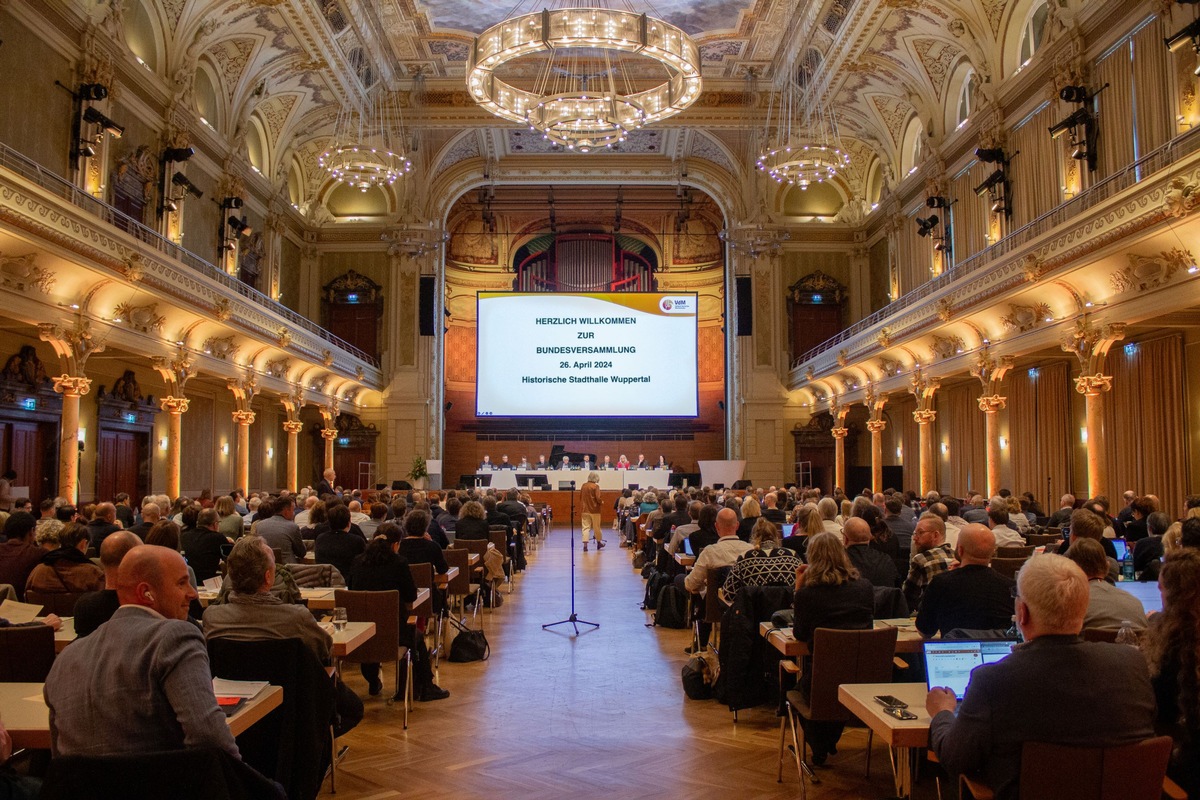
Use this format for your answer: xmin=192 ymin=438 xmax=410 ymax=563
xmin=474 ymin=467 xmax=673 ymax=491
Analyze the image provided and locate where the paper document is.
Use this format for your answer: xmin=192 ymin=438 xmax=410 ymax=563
xmin=0 ymin=599 xmax=44 ymax=624
xmin=203 ymin=577 xmax=223 ymax=592
xmin=211 ymin=678 xmax=269 ymax=698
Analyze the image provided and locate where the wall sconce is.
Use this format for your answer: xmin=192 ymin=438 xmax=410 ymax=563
xmin=896 ymin=447 xmax=903 ymax=459
xmin=1080 ymin=427 xmax=1088 ymax=444
xmin=77 ymin=427 xmax=86 ymax=444
xmin=999 ymin=436 xmax=1008 ymax=450
xmin=159 ymin=437 xmax=169 ymax=451
xmin=266 ymin=447 xmax=274 ymax=459
xmin=221 ymin=442 xmax=230 ymax=456
xmin=940 ymin=442 xmax=949 ymax=455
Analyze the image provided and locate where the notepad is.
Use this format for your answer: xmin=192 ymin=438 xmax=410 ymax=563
xmin=211 ymin=678 xmax=268 ymax=698
xmin=0 ymin=599 xmax=44 ymax=624
xmin=202 ymin=577 xmax=223 ymax=592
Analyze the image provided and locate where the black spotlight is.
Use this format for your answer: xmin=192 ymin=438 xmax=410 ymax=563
xmin=916 ymin=215 xmax=940 ymax=237
xmin=78 ymin=83 xmax=108 ymax=101
xmin=227 ymin=216 xmax=251 ymax=237
xmin=1059 ymin=85 xmax=1090 ymax=104
xmin=926 ymin=196 xmax=951 ymax=209
xmin=82 ymin=106 xmax=124 ymax=138
xmin=974 ymin=147 xmax=1006 ymax=163
xmin=171 ymin=172 xmax=203 ymax=198
xmin=162 ymin=146 xmax=195 ymax=163
xmin=221 ymin=196 xmax=244 ymax=209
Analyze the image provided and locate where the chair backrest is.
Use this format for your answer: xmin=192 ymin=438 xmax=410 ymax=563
xmin=407 ymin=563 xmax=433 ymax=617
xmin=703 ymin=566 xmax=732 ymax=624
xmin=288 ymin=562 xmax=346 ymax=588
xmin=444 ymin=547 xmax=471 ymax=595
xmin=1017 ymin=736 xmax=1172 ymax=800
xmin=455 ymin=539 xmax=489 ymax=571
xmin=39 ymin=746 xmax=287 ymax=800
xmin=991 ymin=557 xmax=1029 ymax=580
xmin=333 ymin=588 xmax=400 ymax=663
xmin=808 ymin=627 xmax=899 ymax=721
xmin=0 ymin=624 xmax=56 ymax=681
xmin=488 ymin=527 xmax=509 ymax=560
xmin=1026 ymin=533 xmax=1063 ymax=547
xmin=24 ymin=590 xmax=87 ymax=617
xmin=997 ymin=545 xmax=1036 ymax=559
xmin=206 ymin=637 xmax=333 ymax=800
xmin=1079 ymin=626 xmax=1143 ymax=645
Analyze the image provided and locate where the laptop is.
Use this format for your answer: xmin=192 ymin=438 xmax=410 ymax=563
xmin=923 ymin=640 xmax=1018 ymax=706
xmin=1111 ymin=538 xmax=1129 ymax=561
xmin=781 ymin=523 xmax=795 ymax=538
xmin=683 ymin=537 xmax=695 ymax=557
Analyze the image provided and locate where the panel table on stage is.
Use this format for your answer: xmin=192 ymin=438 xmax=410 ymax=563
xmin=474 ymin=468 xmax=671 ymax=492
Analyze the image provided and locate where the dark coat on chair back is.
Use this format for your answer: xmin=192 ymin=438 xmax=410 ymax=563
xmin=716 ymin=584 xmax=794 ymax=712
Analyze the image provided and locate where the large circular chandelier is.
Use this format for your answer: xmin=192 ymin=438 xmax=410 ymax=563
xmin=319 ymin=90 xmax=412 ymax=191
xmin=467 ymin=5 xmax=702 ymax=152
xmin=756 ymin=49 xmax=849 ymax=189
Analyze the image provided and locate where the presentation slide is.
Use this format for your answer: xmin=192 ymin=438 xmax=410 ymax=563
xmin=476 ymin=292 xmax=698 ymax=417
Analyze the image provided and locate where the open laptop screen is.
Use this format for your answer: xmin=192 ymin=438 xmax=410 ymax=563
xmin=924 ymin=640 xmax=1018 ymax=700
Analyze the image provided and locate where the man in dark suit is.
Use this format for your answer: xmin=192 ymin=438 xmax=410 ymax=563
xmin=916 ymin=524 xmax=1014 ymax=637
xmin=653 ymin=493 xmax=691 ymax=542
xmin=926 ymin=553 xmax=1156 ymax=800
xmin=316 ymin=467 xmax=337 ymax=497
xmin=844 ymin=517 xmax=898 ymax=588
xmin=761 ymin=492 xmax=787 ymax=524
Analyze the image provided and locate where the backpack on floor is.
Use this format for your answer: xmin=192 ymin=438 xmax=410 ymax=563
xmin=643 ymin=569 xmax=671 ymax=610
xmin=654 ymin=583 xmax=689 ymax=628
xmin=632 ymin=550 xmax=647 ymax=570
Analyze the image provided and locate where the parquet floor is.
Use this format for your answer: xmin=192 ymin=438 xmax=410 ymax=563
xmin=328 ymin=526 xmax=922 ymax=799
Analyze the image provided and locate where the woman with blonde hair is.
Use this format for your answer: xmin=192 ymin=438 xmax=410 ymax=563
xmin=791 ymin=531 xmax=874 ymax=763
xmin=738 ymin=495 xmax=762 ymax=542
xmin=723 ymin=518 xmax=802 ymax=603
xmin=215 ymin=494 xmax=244 ymax=539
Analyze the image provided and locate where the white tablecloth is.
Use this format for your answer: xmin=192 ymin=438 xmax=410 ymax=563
xmin=473 ymin=468 xmax=670 ymax=491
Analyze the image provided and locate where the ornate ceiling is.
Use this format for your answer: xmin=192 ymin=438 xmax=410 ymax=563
xmin=96 ymin=0 xmax=1068 ymax=217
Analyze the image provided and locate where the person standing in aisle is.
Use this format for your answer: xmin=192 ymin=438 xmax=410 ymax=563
xmin=580 ymin=472 xmax=605 ymax=552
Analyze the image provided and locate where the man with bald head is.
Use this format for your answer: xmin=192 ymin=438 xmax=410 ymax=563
xmin=73 ymin=530 xmax=143 ymax=637
xmin=85 ymin=502 xmax=122 ymax=550
xmin=44 ymin=545 xmax=238 ymax=758
xmin=903 ymin=514 xmax=956 ymax=612
xmin=843 ymin=516 xmax=898 ymax=588
xmin=916 ymin=524 xmax=1015 ymax=638
xmin=681 ymin=507 xmax=750 ymax=650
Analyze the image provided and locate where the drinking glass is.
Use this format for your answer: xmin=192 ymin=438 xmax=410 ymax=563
xmin=332 ymin=607 xmax=348 ymax=632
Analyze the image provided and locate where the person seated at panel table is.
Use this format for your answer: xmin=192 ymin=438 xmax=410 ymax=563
xmin=580 ymin=455 xmax=593 ymax=472
xmin=479 ymin=455 xmax=494 ymax=471
xmin=517 ymin=455 xmax=530 ymax=469
xmin=499 ymin=454 xmax=514 ymax=470
xmin=635 ymin=454 xmax=648 ymax=469
xmin=600 ymin=455 xmax=614 ymax=470
xmin=44 ymin=545 xmax=240 ymax=758
xmin=926 ymin=554 xmax=1156 ymax=800
xmin=535 ymin=454 xmax=548 ymax=469
xmin=616 ymin=454 xmax=631 ymax=469
xmin=655 ymin=455 xmax=668 ymax=470
xmin=560 ymin=455 xmax=574 ymax=470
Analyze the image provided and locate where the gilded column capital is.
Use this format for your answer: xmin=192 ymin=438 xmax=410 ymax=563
xmin=913 ymin=409 xmax=937 ymax=425
xmin=320 ymin=428 xmax=338 ymax=441
xmin=52 ymin=375 xmax=92 ymax=396
xmin=282 ymin=420 xmax=304 ymax=435
xmin=831 ymin=426 xmax=849 ymax=440
xmin=1074 ymin=374 xmax=1112 ymax=396
xmin=232 ymin=410 xmax=256 ymax=426
xmin=865 ymin=419 xmax=888 ymax=433
xmin=161 ymin=395 xmax=190 ymax=414
xmin=978 ymin=394 xmax=1006 ymax=414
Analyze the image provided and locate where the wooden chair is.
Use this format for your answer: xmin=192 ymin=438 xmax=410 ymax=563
xmin=488 ymin=526 xmax=513 ymax=593
xmin=443 ymin=547 xmax=473 ymax=618
xmin=997 ymin=544 xmax=1036 ymax=559
xmin=333 ymin=589 xmax=412 ymax=728
xmin=1025 ymin=533 xmax=1063 ymax=547
xmin=695 ymin=566 xmax=732 ymax=652
xmin=778 ymin=627 xmax=899 ymax=797
xmin=24 ymin=590 xmax=87 ymax=617
xmin=0 ymin=624 xmax=56 ymax=681
xmin=991 ymin=557 xmax=1030 ymax=581
xmin=452 ymin=540 xmax=490 ymax=625
xmin=407 ymin=562 xmax=438 ymax=677
xmin=958 ymin=736 xmax=1183 ymax=800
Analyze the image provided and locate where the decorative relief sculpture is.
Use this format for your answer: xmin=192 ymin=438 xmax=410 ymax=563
xmin=1000 ymin=302 xmax=1052 ymax=333
xmin=1164 ymin=174 xmax=1200 ymax=218
xmin=264 ymin=357 xmax=290 ymax=379
xmin=202 ymin=335 xmax=239 ymax=360
xmin=113 ymin=302 xmax=164 ymax=334
xmin=929 ymin=334 xmax=965 ymax=360
xmin=1 ymin=345 xmax=47 ymax=387
xmin=1110 ymin=248 xmax=1192 ymax=293
xmin=0 ymin=252 xmax=55 ymax=294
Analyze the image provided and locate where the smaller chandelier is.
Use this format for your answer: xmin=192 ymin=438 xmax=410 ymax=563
xmin=756 ymin=143 xmax=850 ymax=189
xmin=756 ymin=49 xmax=849 ymax=189
xmin=319 ymin=90 xmax=412 ymax=192
xmin=720 ymin=223 xmax=790 ymax=258
xmin=382 ymin=224 xmax=449 ymax=258
xmin=467 ymin=5 xmax=702 ymax=152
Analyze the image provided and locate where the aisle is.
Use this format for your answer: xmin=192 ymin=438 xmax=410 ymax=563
xmin=331 ymin=527 xmax=900 ymax=799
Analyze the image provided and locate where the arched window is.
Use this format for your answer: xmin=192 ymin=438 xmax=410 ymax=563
xmin=901 ymin=117 xmax=925 ymax=176
xmin=1018 ymin=1 xmax=1049 ymax=68
xmin=956 ymin=71 xmax=977 ymax=128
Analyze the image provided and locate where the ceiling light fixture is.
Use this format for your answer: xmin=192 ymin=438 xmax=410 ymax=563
xmin=319 ymin=89 xmax=411 ymax=191
xmin=756 ymin=50 xmax=849 ymax=189
xmin=466 ymin=4 xmax=702 ymax=153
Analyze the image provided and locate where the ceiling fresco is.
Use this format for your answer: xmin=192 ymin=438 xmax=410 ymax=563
xmin=413 ymin=0 xmax=758 ymax=36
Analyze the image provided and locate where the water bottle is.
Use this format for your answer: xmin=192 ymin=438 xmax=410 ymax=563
xmin=1115 ymin=620 xmax=1139 ymax=647
xmin=1121 ymin=553 xmax=1134 ymax=582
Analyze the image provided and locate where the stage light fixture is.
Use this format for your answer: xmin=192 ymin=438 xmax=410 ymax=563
xmin=974 ymin=147 xmax=1006 ymax=164
xmin=221 ymin=196 xmax=244 ymax=209
xmin=78 ymin=83 xmax=108 ymax=101
xmin=1165 ymin=17 xmax=1200 ymax=52
xmin=1048 ymin=108 xmax=1091 ymax=140
xmin=162 ymin=198 xmax=178 ymax=214
xmin=82 ymin=106 xmax=124 ymax=138
xmin=973 ymin=169 xmax=1006 ymax=196
xmin=1071 ymin=142 xmax=1088 ymax=160
xmin=1059 ymin=85 xmax=1090 ymax=104
xmin=926 ymin=196 xmax=951 ymax=208
xmin=162 ymin=146 xmax=194 ymax=163
xmin=77 ymin=141 xmax=96 ymax=158
xmin=171 ymin=172 xmax=203 ymax=198
xmin=227 ymin=216 xmax=251 ymax=237
xmin=916 ymin=215 xmax=940 ymax=237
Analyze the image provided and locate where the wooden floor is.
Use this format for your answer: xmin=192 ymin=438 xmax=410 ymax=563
xmin=328 ymin=526 xmax=923 ymax=799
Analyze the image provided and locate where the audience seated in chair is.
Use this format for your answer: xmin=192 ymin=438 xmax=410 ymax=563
xmin=916 ymin=524 xmax=1015 ymax=638
xmin=73 ymin=531 xmax=142 ymax=638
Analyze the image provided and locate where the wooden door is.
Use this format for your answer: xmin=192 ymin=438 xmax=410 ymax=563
xmin=334 ymin=445 xmax=373 ymax=491
xmin=7 ymin=422 xmax=47 ymax=502
xmin=97 ymin=430 xmax=146 ymax=504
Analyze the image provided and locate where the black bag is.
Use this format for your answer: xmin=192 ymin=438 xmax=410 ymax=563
xmin=643 ymin=569 xmax=671 ymax=610
xmin=654 ymin=583 xmax=689 ymax=628
xmin=448 ymin=618 xmax=490 ymax=662
xmin=632 ymin=550 xmax=647 ymax=569
xmin=640 ymin=561 xmax=656 ymax=580
xmin=681 ymin=655 xmax=713 ymax=700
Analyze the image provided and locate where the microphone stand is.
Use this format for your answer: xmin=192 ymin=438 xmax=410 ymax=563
xmin=543 ymin=480 xmax=598 ymax=636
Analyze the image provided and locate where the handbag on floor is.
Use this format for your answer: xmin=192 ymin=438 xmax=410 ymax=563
xmin=448 ymin=617 xmax=490 ymax=662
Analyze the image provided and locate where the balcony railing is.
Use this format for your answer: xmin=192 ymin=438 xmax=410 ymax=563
xmin=0 ymin=141 xmax=380 ymax=368
xmin=792 ymin=124 xmax=1200 ymax=370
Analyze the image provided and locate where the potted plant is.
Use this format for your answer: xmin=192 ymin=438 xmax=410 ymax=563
xmin=408 ymin=455 xmax=428 ymax=489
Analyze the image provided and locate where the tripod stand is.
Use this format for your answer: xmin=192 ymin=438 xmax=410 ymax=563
xmin=543 ymin=481 xmax=598 ymax=636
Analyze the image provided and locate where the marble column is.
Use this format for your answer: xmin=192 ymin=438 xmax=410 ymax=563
xmin=321 ymin=427 xmax=336 ymax=473
xmin=1077 ymin=375 xmax=1112 ymax=501
xmin=866 ymin=419 xmax=886 ymax=493
xmin=978 ymin=395 xmax=1006 ymax=498
xmin=161 ymin=396 xmax=189 ymax=499
xmin=283 ymin=420 xmax=303 ymax=493
xmin=914 ymin=409 xmax=937 ymax=496
xmin=232 ymin=410 xmax=255 ymax=494
xmin=52 ymin=375 xmax=91 ymax=505
xmin=831 ymin=425 xmax=848 ymax=491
